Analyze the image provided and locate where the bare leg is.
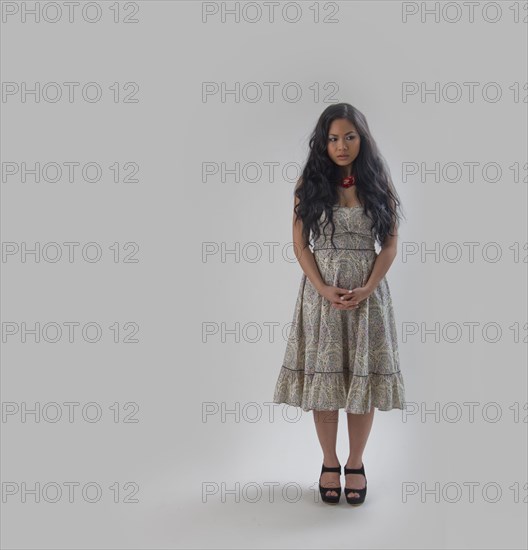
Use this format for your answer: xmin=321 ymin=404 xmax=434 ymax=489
xmin=345 ymin=405 xmax=375 ymax=497
xmin=313 ymin=409 xmax=340 ymax=498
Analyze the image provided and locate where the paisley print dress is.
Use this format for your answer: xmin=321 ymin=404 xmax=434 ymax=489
xmin=272 ymin=205 xmax=406 ymax=414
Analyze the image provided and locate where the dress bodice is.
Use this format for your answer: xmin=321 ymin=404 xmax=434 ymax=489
xmin=312 ymin=205 xmax=377 ymax=252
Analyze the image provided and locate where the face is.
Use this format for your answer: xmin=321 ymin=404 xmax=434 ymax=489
xmin=327 ymin=118 xmax=360 ymax=169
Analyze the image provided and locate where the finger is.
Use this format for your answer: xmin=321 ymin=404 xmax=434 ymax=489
xmin=334 ymin=298 xmax=356 ymax=306
xmin=336 ymin=288 xmax=353 ymax=295
xmin=334 ymin=303 xmax=355 ymax=309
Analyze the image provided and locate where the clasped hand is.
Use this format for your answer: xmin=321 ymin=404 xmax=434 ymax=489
xmin=320 ymin=284 xmax=372 ymax=310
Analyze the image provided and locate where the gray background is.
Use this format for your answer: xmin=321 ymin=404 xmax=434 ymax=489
xmin=1 ymin=1 xmax=527 ymax=549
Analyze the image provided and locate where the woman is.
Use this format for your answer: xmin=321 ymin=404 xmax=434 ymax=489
xmin=272 ymin=103 xmax=406 ymax=506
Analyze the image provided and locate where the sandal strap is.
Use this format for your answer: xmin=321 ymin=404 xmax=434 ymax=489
xmin=344 ymin=463 xmax=365 ymax=475
xmin=321 ymin=464 xmax=341 ymax=474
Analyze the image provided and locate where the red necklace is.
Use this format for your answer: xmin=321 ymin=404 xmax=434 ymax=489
xmin=341 ymin=175 xmax=356 ymax=188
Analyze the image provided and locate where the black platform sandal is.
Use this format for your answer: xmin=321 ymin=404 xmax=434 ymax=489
xmin=318 ymin=463 xmax=342 ymax=504
xmin=344 ymin=462 xmax=367 ymax=506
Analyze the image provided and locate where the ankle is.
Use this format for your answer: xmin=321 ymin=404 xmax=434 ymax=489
xmin=345 ymin=457 xmax=363 ymax=469
xmin=323 ymin=455 xmax=340 ymax=467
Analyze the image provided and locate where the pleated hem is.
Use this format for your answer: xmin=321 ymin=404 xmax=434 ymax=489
xmin=273 ymin=365 xmax=405 ymax=414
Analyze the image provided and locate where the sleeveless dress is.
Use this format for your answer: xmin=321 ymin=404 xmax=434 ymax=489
xmin=272 ymin=205 xmax=405 ymax=414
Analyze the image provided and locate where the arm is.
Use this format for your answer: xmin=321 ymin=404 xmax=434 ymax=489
xmin=292 ymin=193 xmax=327 ymax=294
xmin=334 ymin=200 xmax=400 ymax=310
xmin=364 ymin=218 xmax=398 ymax=293
xmin=290 ymin=182 xmax=352 ymax=308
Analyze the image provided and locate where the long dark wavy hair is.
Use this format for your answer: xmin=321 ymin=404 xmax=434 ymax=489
xmin=295 ymin=103 xmax=404 ymax=250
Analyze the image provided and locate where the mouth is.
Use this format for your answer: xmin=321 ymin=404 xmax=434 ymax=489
xmin=337 ymin=155 xmax=349 ymax=159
